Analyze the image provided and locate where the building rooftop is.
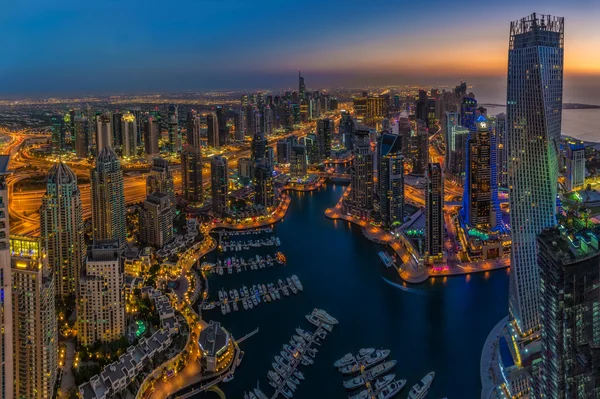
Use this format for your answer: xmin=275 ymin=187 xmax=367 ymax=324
xmin=538 ymin=224 xmax=600 ymax=265
xmin=198 ymin=321 xmax=230 ymax=357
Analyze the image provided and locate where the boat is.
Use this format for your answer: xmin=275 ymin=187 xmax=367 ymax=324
xmin=294 ymin=370 xmax=305 ymax=380
xmin=312 ymin=308 xmax=338 ymax=325
xmin=243 ymin=286 xmax=249 ymax=297
xmin=275 ymin=356 xmax=291 ymax=371
xmin=365 ymin=361 xmax=397 ymax=380
xmin=234 ymin=289 xmax=240 ymax=300
xmin=348 ymin=389 xmax=370 ymax=399
xmin=342 ymin=357 xmax=396 ymax=376
xmin=408 ymin=372 xmax=435 ymax=399
xmin=321 ymin=323 xmax=333 ymax=332
xmin=248 ymin=299 xmax=254 ymax=309
xmin=287 ymin=277 xmax=297 ymax=294
xmin=221 ymin=304 xmax=226 ymax=315
xmin=272 ymin=362 xmax=287 ymax=377
xmin=283 ymin=344 xmax=296 ymax=354
xmin=357 ymin=348 xmax=375 ymax=361
xmin=268 ymin=370 xmax=282 ymax=383
xmin=262 ymin=284 xmax=268 ymax=294
xmin=254 ymin=388 xmax=270 ymax=399
xmin=252 ymin=285 xmax=258 ymax=295
xmin=378 ymin=251 xmax=394 ymax=268
xmin=248 ymin=392 xmax=257 ymax=399
xmin=203 ymin=302 xmax=216 ymax=310
xmin=252 ymin=296 xmax=258 ymax=306
xmin=343 ymin=375 xmax=365 ymax=390
xmin=232 ymin=301 xmax=238 ymax=311
xmin=276 ymin=237 xmax=281 ymax=246
xmin=229 ymin=290 xmax=234 ymax=299
xmin=334 ymin=353 xmax=357 ymax=368
xmin=292 ymin=275 xmax=303 ymax=291
xmin=289 ymin=375 xmax=300 ymax=385
xmin=225 ymin=302 xmax=231 ymax=313
xmin=293 ymin=335 xmax=306 ymax=344
xmin=363 ymin=349 xmax=391 ymax=368
xmin=281 ymin=350 xmax=293 ymax=362
xmin=286 ymin=380 xmax=297 ymax=391
xmin=377 ymin=379 xmax=407 ymax=399
xmin=281 ymin=386 xmax=293 ymax=399
xmin=265 ymin=294 xmax=271 ymax=302
xmin=302 ymin=355 xmax=313 ymax=365
xmin=274 ymin=290 xmax=281 ymax=300
xmin=218 ymin=291 xmax=223 ymax=301
xmin=374 ymin=374 xmax=396 ymax=391
xmin=242 ymin=298 xmax=248 ymax=310
xmin=296 ymin=328 xmax=311 ymax=340
xmin=305 ymin=314 xmax=321 ymax=327
xmin=316 ymin=329 xmax=327 ymax=339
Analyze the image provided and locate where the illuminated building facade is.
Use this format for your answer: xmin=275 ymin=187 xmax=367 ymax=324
xmin=254 ymin=163 xmax=275 ymax=209
xmin=565 ymin=143 xmax=585 ymax=192
xmin=366 ymin=95 xmax=389 ymax=122
xmin=0 ymin=156 xmax=13 ymax=399
xmin=317 ymin=118 xmax=334 ymax=161
xmin=147 ymin=157 xmax=175 ymax=212
xmin=140 ymin=192 xmax=173 ymax=248
xmin=77 ymin=241 xmax=125 ymax=347
xmin=276 ymin=139 xmax=292 ymax=164
xmin=353 ymin=96 xmax=367 ymax=122
xmin=121 ymin=112 xmax=138 ymax=157
xmin=91 ymin=147 xmax=126 ymax=247
xmin=211 ymin=156 xmax=229 ymax=216
xmin=167 ymin=104 xmax=180 ymax=152
xmin=40 ymin=161 xmax=85 ymax=299
xmin=181 ymin=145 xmax=203 ymax=203
xmin=143 ymin=117 xmax=160 ymax=157
xmin=409 ymin=120 xmax=429 ymax=175
xmin=496 ymin=113 xmax=508 ymax=188
xmin=460 ymin=97 xmax=477 ymax=130
xmin=73 ymin=115 xmax=89 ymax=158
xmin=186 ymin=110 xmax=201 ymax=147
xmin=290 ymin=144 xmax=307 ymax=178
xmin=344 ymin=129 xmax=374 ymax=218
xmin=378 ymin=133 xmax=404 ymax=227
xmin=426 ymin=162 xmax=443 ymax=263
xmin=10 ymin=236 xmax=57 ymax=399
xmin=444 ymin=112 xmax=468 ymax=181
xmin=508 ymin=13 xmax=564 ymax=336
xmin=198 ymin=321 xmax=235 ymax=373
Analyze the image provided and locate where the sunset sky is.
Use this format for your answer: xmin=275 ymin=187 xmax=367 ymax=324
xmin=1 ymin=0 xmax=599 ymax=103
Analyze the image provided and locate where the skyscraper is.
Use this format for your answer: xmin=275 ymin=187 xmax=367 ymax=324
xmin=379 ymin=133 xmax=404 ymax=227
xmin=181 ymin=145 xmax=203 ymax=203
xmin=96 ymin=114 xmax=112 ymax=152
xmin=216 ymin=106 xmax=228 ymax=146
xmin=410 ymin=120 xmax=429 ymax=175
xmin=77 ymin=241 xmax=125 ymax=346
xmin=140 ymin=192 xmax=173 ymax=248
xmin=508 ymin=13 xmax=564 ymax=336
xmin=167 ymin=104 xmax=180 ymax=152
xmin=10 ymin=235 xmax=57 ymax=399
xmin=317 ymin=118 xmax=334 ymax=161
xmin=254 ymin=163 xmax=275 ymax=209
xmin=251 ymin=131 xmax=267 ymax=163
xmin=211 ymin=156 xmax=229 ymax=215
xmin=51 ymin=114 xmax=66 ymax=153
xmin=460 ymin=97 xmax=477 ymax=130
xmin=121 ymin=112 xmax=138 ymax=157
xmin=565 ymin=143 xmax=585 ymax=192
xmin=345 ymin=129 xmax=374 ymax=217
xmin=0 ymin=156 xmax=14 ymax=399
xmin=290 ymin=144 xmax=307 ymax=178
xmin=299 ymin=71 xmax=306 ymax=101
xmin=426 ymin=162 xmax=443 ymax=263
xmin=147 ymin=157 xmax=175 ymax=212
xmin=40 ymin=161 xmax=85 ymax=299
xmin=276 ymin=139 xmax=292 ymax=164
xmin=537 ymin=226 xmax=600 ymax=398
xmin=206 ymin=112 xmax=219 ymax=148
xmin=111 ymin=112 xmax=123 ymax=152
xmin=186 ymin=110 xmax=201 ymax=147
xmin=495 ymin=113 xmax=508 ymax=189
xmin=445 ymin=113 xmax=468 ymax=182
xmin=144 ymin=117 xmax=160 ymax=157
xmin=73 ymin=115 xmax=89 ymax=158
xmin=91 ymin=147 xmax=126 ymax=246
xmin=263 ymin=106 xmax=273 ymax=136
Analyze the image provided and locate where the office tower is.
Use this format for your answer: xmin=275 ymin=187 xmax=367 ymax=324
xmin=111 ymin=112 xmax=123 ymax=151
xmin=416 ymin=94 xmax=436 ymax=128
xmin=10 ymin=235 xmax=57 ymax=399
xmin=266 ymin=146 xmax=275 ymax=170
xmin=263 ymin=106 xmax=273 ymax=136
xmin=216 ymin=106 xmax=228 ymax=146
xmin=299 ymin=71 xmax=306 ymax=101
xmin=186 ymin=110 xmax=201 ymax=147
xmin=50 ymin=114 xmax=66 ymax=152
xmin=96 ymin=114 xmax=112 ymax=151
xmin=398 ymin=117 xmax=411 ymax=158
xmin=495 ymin=113 xmax=508 ymax=188
xmin=410 ymin=120 xmax=429 ymax=175
xmin=234 ymin=112 xmax=244 ymax=141
xmin=206 ymin=112 xmax=219 ymax=148
xmin=303 ymin=133 xmax=319 ymax=165
xmin=73 ymin=115 xmax=89 ymax=158
xmin=566 ymin=143 xmax=585 ymax=192
xmin=379 ymin=133 xmax=404 ymax=227
xmin=461 ymin=115 xmax=500 ymax=230
xmin=276 ymin=139 xmax=292 ymax=164
xmin=77 ymin=241 xmax=125 ymax=346
xmin=40 ymin=161 xmax=85 ymax=299
xmin=251 ymin=132 xmax=267 ymax=163
xmin=353 ymin=96 xmax=367 ymax=122
xmin=147 ymin=157 xmax=175 ymax=211
xmin=144 ymin=117 xmax=160 ymax=157
xmin=121 ymin=112 xmax=138 ymax=157
xmin=508 ymin=13 xmax=564 ymax=336
xmin=290 ymin=144 xmax=307 ymax=178
xmin=0 ymin=156 xmax=13 ymax=399
xmin=181 ymin=145 xmax=203 ymax=203
xmin=237 ymin=158 xmax=253 ymax=184
xmin=91 ymin=147 xmax=126 ymax=246
xmin=211 ymin=156 xmax=229 ymax=215
xmin=348 ymin=129 xmax=374 ymax=214
xmin=254 ymin=163 xmax=275 ymax=208
xmin=537 ymin=226 xmax=600 ymax=398
xmin=426 ymin=162 xmax=444 ymax=263
xmin=460 ymin=97 xmax=477 ymax=130
xmin=167 ymin=104 xmax=180 ymax=152
xmin=140 ymin=192 xmax=173 ymax=248
xmin=339 ymin=111 xmax=356 ymax=150
xmin=367 ymin=95 xmax=389 ymax=122
xmin=317 ymin=118 xmax=334 ymax=161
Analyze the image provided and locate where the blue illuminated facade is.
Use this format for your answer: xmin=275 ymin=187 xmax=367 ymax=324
xmin=460 ymin=97 xmax=477 ymax=130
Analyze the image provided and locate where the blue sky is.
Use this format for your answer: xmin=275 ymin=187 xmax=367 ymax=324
xmin=1 ymin=0 xmax=599 ymax=102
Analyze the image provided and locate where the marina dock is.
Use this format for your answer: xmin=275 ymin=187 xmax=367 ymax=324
xmin=202 ymin=252 xmax=287 ymax=275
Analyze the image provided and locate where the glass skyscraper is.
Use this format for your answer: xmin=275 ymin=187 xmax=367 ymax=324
xmin=507 ymin=13 xmax=564 ymax=336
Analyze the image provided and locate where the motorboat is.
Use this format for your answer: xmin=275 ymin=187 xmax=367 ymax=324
xmin=312 ymin=308 xmax=338 ymax=325
xmin=356 ymin=348 xmax=375 ymax=361
xmin=305 ymin=314 xmax=321 ymax=327
xmin=408 ymin=372 xmax=434 ymax=399
xmin=377 ymin=379 xmax=407 ymax=399
xmin=335 ymin=353 xmax=357 ymax=368
xmin=348 ymin=389 xmax=370 ymax=399
xmin=343 ymin=375 xmax=365 ymax=390
xmin=374 ymin=374 xmax=396 ymax=391
xmin=365 ymin=361 xmax=397 ymax=380
xmin=294 ymin=370 xmax=305 ymax=380
xmin=272 ymin=362 xmax=287 ymax=377
xmin=254 ymin=388 xmax=269 ymax=399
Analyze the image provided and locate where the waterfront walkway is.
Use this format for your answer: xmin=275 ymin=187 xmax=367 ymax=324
xmin=480 ymin=316 xmax=508 ymax=399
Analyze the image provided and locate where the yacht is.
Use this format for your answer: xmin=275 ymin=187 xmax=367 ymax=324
xmin=221 ymin=304 xmax=226 ymax=315
xmin=272 ymin=362 xmax=287 ymax=377
xmin=408 ymin=372 xmax=434 ymax=399
xmin=248 ymin=392 xmax=257 ymax=399
xmin=348 ymin=389 xmax=370 ymax=399
xmin=281 ymin=350 xmax=293 ymax=362
xmin=218 ymin=290 xmax=223 ymax=301
xmin=289 ymin=375 xmax=300 ymax=385
xmin=305 ymin=314 xmax=321 ymax=327
xmin=294 ymin=370 xmax=305 ymax=380
xmin=286 ymin=380 xmax=297 ymax=391
xmin=283 ymin=344 xmax=297 ymax=354
xmin=242 ymin=298 xmax=248 ymax=310
xmin=248 ymin=299 xmax=254 ymax=309
xmin=302 ymin=355 xmax=313 ymax=365
xmin=343 ymin=375 xmax=365 ymax=390
xmin=312 ymin=308 xmax=339 ymax=325
xmin=363 ymin=349 xmax=391 ymax=369
xmin=262 ymin=284 xmax=268 ymax=295
xmin=275 ymin=356 xmax=291 ymax=371
xmin=252 ymin=296 xmax=258 ymax=306
xmin=287 ymin=278 xmax=298 ymax=294
xmin=280 ymin=386 xmax=293 ymax=399
xmin=365 ymin=361 xmax=397 ymax=380
xmin=254 ymin=388 xmax=270 ymax=399
xmin=234 ymin=289 xmax=240 ymax=300
xmin=232 ymin=301 xmax=238 ymax=311
xmin=243 ymin=286 xmax=249 ymax=297
xmin=321 ymin=323 xmax=333 ymax=332
xmin=374 ymin=374 xmax=396 ymax=391
xmin=296 ymin=328 xmax=311 ymax=340
xmin=265 ymin=294 xmax=271 ymax=302
xmin=377 ymin=379 xmax=406 ymax=399
xmin=292 ymin=275 xmax=303 ymax=291
xmin=293 ymin=335 xmax=306 ymax=344
xmin=356 ymin=348 xmax=375 ymax=361
xmin=335 ymin=353 xmax=357 ymax=368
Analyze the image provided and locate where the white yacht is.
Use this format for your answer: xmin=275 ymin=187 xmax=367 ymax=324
xmin=365 ymin=360 xmax=397 ymax=380
xmin=272 ymin=362 xmax=287 ymax=377
xmin=335 ymin=353 xmax=357 ymax=368
xmin=312 ymin=308 xmax=339 ymax=325
xmin=362 ymin=349 xmax=391 ymax=369
xmin=254 ymin=388 xmax=270 ymax=399
xmin=292 ymin=275 xmax=303 ymax=291
xmin=356 ymin=348 xmax=375 ymax=361
xmin=348 ymin=389 xmax=370 ymax=399
xmin=343 ymin=375 xmax=365 ymax=390
xmin=408 ymin=372 xmax=435 ymax=399
xmin=374 ymin=374 xmax=396 ymax=391
xmin=377 ymin=379 xmax=406 ymax=399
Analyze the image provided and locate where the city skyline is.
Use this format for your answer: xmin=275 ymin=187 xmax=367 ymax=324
xmin=1 ymin=1 xmax=599 ymax=104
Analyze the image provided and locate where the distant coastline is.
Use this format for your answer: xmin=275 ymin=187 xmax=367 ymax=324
xmin=481 ymin=103 xmax=600 ymax=110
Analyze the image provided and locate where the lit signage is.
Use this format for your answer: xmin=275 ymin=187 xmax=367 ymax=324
xmin=479 ymin=122 xmax=487 ymax=129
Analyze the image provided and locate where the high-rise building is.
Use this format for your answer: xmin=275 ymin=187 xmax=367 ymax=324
xmin=379 ymin=133 xmax=404 ymax=227
xmin=495 ymin=113 xmax=508 ymax=188
xmin=91 ymin=147 xmax=126 ymax=246
xmin=211 ymin=156 xmax=229 ymax=215
xmin=508 ymin=13 xmax=564 ymax=336
xmin=216 ymin=106 xmax=228 ymax=146
xmin=317 ymin=118 xmax=334 ymax=161
xmin=186 ymin=110 xmax=201 ymax=147
xmin=147 ymin=158 xmax=175 ymax=211
xmin=181 ymin=145 xmax=203 ymax=203
xmin=77 ymin=241 xmax=125 ymax=346
xmin=461 ymin=115 xmax=500 ymax=230
xmin=167 ymin=104 xmax=180 ymax=152
xmin=140 ymin=192 xmax=173 ymax=248
xmin=254 ymin=163 xmax=275 ymax=209
xmin=299 ymin=71 xmax=306 ymax=101
xmin=0 ymin=156 xmax=14 ymax=399
xmin=346 ymin=129 xmax=374 ymax=217
xmin=290 ymin=144 xmax=307 ymax=178
xmin=237 ymin=157 xmax=253 ymax=184
xmin=51 ymin=114 xmax=66 ymax=153
xmin=251 ymin=132 xmax=267 ymax=163
xmin=40 ymin=161 xmax=85 ymax=299
xmin=537 ymin=226 xmax=600 ymax=398
xmin=566 ymin=143 xmax=585 ymax=192
xmin=96 ymin=114 xmax=112 ymax=152
xmin=353 ymin=96 xmax=367 ymax=122
xmin=10 ymin=235 xmax=57 ymax=399
xmin=206 ymin=113 xmax=219 ymax=148
xmin=263 ymin=106 xmax=273 ymax=136
xmin=73 ymin=115 xmax=89 ymax=158
xmin=339 ymin=111 xmax=356 ymax=150
xmin=304 ymin=133 xmax=319 ymax=165
xmin=410 ymin=120 xmax=429 ymax=175
xmin=366 ymin=95 xmax=389 ymax=122
xmin=276 ymin=139 xmax=292 ymax=164
xmin=144 ymin=117 xmax=160 ymax=157
xmin=426 ymin=162 xmax=444 ymax=263
xmin=121 ymin=112 xmax=138 ymax=157
xmin=111 ymin=112 xmax=123 ymax=152
xmin=460 ymin=97 xmax=478 ymax=131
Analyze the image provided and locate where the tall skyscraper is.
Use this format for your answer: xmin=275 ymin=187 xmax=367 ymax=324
xmin=410 ymin=120 xmax=429 ymax=175
xmin=345 ymin=129 xmax=374 ymax=217
xmin=140 ymin=192 xmax=173 ymax=248
xmin=426 ymin=162 xmax=444 ymax=263
xmin=181 ymin=145 xmax=203 ymax=203
xmin=121 ymin=112 xmax=138 ymax=157
xmin=73 ymin=115 xmax=89 ymax=158
xmin=276 ymin=139 xmax=292 ymax=164
xmin=495 ymin=113 xmax=508 ymax=189
xmin=254 ymin=163 xmax=275 ymax=209
xmin=317 ymin=118 xmax=334 ymax=161
xmin=216 ymin=106 xmax=228 ymax=146
xmin=0 ymin=156 xmax=14 ymax=399
xmin=111 ymin=112 xmax=123 ymax=152
xmin=147 ymin=157 xmax=175 ymax=211
xmin=167 ymin=104 xmax=180 ymax=152
xmin=537 ymin=226 xmax=600 ymax=398
xmin=299 ymin=71 xmax=306 ymax=101
xmin=77 ymin=241 xmax=125 ymax=346
xmin=508 ymin=13 xmax=564 ymax=336
xmin=91 ymin=147 xmax=126 ymax=246
xmin=211 ymin=156 xmax=229 ymax=215
xmin=251 ymin=132 xmax=267 ymax=163
xmin=290 ymin=144 xmax=307 ymax=178
xmin=144 ymin=117 xmax=160 ymax=157
xmin=379 ymin=133 xmax=404 ymax=227
xmin=10 ymin=235 xmax=57 ymax=399
xmin=263 ymin=106 xmax=273 ymax=136
xmin=51 ymin=114 xmax=66 ymax=153
xmin=186 ymin=110 xmax=201 ymax=147
xmin=339 ymin=111 xmax=356 ymax=151
xmin=460 ymin=97 xmax=478 ymax=130
xmin=40 ymin=161 xmax=85 ymax=299
xmin=565 ymin=143 xmax=585 ymax=192
xmin=207 ymin=112 xmax=219 ymax=148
